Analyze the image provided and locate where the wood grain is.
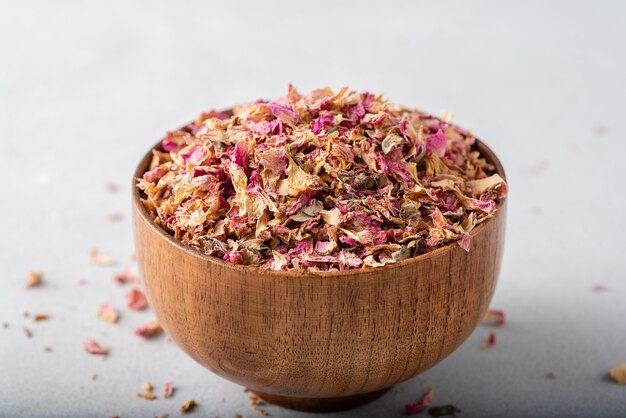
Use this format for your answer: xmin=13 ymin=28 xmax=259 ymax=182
xmin=132 ymin=138 xmax=507 ymax=411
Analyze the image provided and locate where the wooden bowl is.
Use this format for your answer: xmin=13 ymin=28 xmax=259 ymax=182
xmin=132 ymin=136 xmax=507 ymax=412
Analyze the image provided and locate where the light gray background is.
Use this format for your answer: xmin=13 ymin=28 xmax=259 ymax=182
xmin=1 ymin=1 xmax=625 ymax=417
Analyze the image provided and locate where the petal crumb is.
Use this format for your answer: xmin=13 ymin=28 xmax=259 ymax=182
xmin=114 ymin=268 xmax=137 ymax=285
xmin=179 ymin=399 xmax=196 ymax=414
xmin=481 ymin=332 xmax=496 ymax=349
xmin=90 ymin=249 xmax=116 ymax=266
xmin=125 ymin=288 xmax=148 ymax=310
xmin=546 ymin=370 xmax=557 ymax=379
xmin=33 ymin=314 xmax=49 ymax=322
xmin=107 ymin=213 xmax=124 ymax=222
xmin=481 ymin=310 xmax=506 ymax=326
xmin=163 ymin=381 xmax=175 ymax=398
xmin=23 ymin=326 xmax=33 ymax=338
xmin=106 ymin=182 xmax=118 ymax=193
xmin=98 ymin=303 xmax=120 ymax=323
xmin=26 ymin=271 xmax=42 ymax=288
xmin=43 ymin=346 xmax=53 ymax=352
xmin=405 ymin=387 xmax=433 ymax=414
xmin=137 ymin=392 xmax=157 ymax=400
xmin=84 ymin=338 xmax=109 ymax=355
xmin=592 ymin=283 xmax=606 ymax=292
xmin=610 ymin=363 xmax=626 ymax=384
xmin=135 ymin=320 xmax=162 ymax=338
xmin=142 ymin=382 xmax=153 ymax=392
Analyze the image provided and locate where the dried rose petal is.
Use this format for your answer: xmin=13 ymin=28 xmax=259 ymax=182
xmin=114 ymin=268 xmax=137 ymax=285
xmin=98 ymin=303 xmax=119 ymax=323
xmin=26 ymin=271 xmax=42 ymax=288
xmin=142 ymin=382 xmax=153 ymax=392
xmin=90 ymin=249 xmax=116 ymax=266
xmin=137 ymin=86 xmax=508 ymax=271
xmin=547 ymin=370 xmax=557 ymax=379
xmin=163 ymin=380 xmax=175 ymax=398
xmin=405 ymin=387 xmax=433 ymax=414
xmin=107 ymin=213 xmax=124 ymax=222
xmin=125 ymin=288 xmax=148 ymax=310
xmin=137 ymin=392 xmax=157 ymax=400
xmin=33 ymin=314 xmax=49 ymax=322
xmin=134 ymin=320 xmax=162 ymax=338
xmin=84 ymin=338 xmax=108 ymax=355
xmin=106 ymin=182 xmax=118 ymax=193
xmin=481 ymin=332 xmax=496 ymax=349
xmin=610 ymin=363 xmax=626 ymax=384
xmin=481 ymin=310 xmax=506 ymax=326
xmin=592 ymin=283 xmax=606 ymax=292
xmin=23 ymin=326 xmax=33 ymax=338
xmin=179 ymin=400 xmax=196 ymax=414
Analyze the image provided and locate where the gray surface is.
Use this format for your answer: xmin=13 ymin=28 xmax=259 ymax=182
xmin=1 ymin=1 xmax=626 ymax=417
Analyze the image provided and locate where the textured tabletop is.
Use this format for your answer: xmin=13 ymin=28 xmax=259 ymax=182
xmin=2 ymin=1 xmax=626 ymax=417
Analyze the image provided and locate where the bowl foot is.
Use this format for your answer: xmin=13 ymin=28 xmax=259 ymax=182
xmin=252 ymin=387 xmax=390 ymax=412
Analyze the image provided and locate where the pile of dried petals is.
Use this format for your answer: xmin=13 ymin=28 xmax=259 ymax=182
xmin=137 ymin=86 xmax=507 ymax=271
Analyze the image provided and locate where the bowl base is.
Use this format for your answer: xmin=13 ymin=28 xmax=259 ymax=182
xmin=253 ymin=387 xmax=390 ymax=412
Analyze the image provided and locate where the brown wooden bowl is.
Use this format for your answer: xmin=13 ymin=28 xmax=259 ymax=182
xmin=132 ymin=135 xmax=507 ymax=412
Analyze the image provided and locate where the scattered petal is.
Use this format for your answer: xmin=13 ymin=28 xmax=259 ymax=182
xmin=33 ymin=314 xmax=49 ymax=322
xmin=547 ymin=370 xmax=557 ymax=379
xmin=125 ymin=288 xmax=148 ymax=310
xmin=179 ymin=400 xmax=196 ymax=414
xmin=98 ymin=303 xmax=119 ymax=324
xmin=84 ymin=338 xmax=109 ymax=355
xmin=481 ymin=310 xmax=506 ymax=326
xmin=135 ymin=320 xmax=162 ymax=338
xmin=164 ymin=380 xmax=175 ymax=398
xmin=114 ymin=268 xmax=137 ymax=285
xmin=107 ymin=213 xmax=124 ymax=222
xmin=592 ymin=283 xmax=606 ymax=292
xmin=481 ymin=332 xmax=496 ymax=349
xmin=405 ymin=387 xmax=433 ymax=414
xmin=90 ymin=249 xmax=116 ymax=266
xmin=26 ymin=271 xmax=42 ymax=288
xmin=610 ymin=363 xmax=626 ymax=384
xmin=23 ymin=326 xmax=33 ymax=338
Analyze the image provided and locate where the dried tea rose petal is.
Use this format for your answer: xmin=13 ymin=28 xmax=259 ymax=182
xmin=137 ymin=86 xmax=508 ymax=271
xmin=98 ymin=303 xmax=119 ymax=323
xmin=405 ymin=387 xmax=433 ymax=414
xmin=137 ymin=392 xmax=157 ymax=400
xmin=610 ymin=363 xmax=626 ymax=384
xmin=125 ymin=288 xmax=148 ymax=310
xmin=592 ymin=283 xmax=606 ymax=292
xmin=23 ymin=326 xmax=33 ymax=338
xmin=90 ymin=249 xmax=116 ymax=266
xmin=481 ymin=332 xmax=496 ymax=349
xmin=33 ymin=314 xmax=49 ymax=322
xmin=114 ymin=268 xmax=137 ymax=285
xmin=179 ymin=399 xmax=196 ymax=414
xmin=84 ymin=338 xmax=108 ymax=355
xmin=107 ymin=213 xmax=124 ymax=222
xmin=26 ymin=271 xmax=42 ymax=288
xmin=164 ymin=381 xmax=175 ymax=398
xmin=428 ymin=404 xmax=461 ymax=417
xmin=481 ymin=310 xmax=506 ymax=326
xmin=135 ymin=320 xmax=162 ymax=338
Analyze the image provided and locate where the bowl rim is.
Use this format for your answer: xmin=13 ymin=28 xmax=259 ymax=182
xmin=132 ymin=118 xmax=507 ymax=278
